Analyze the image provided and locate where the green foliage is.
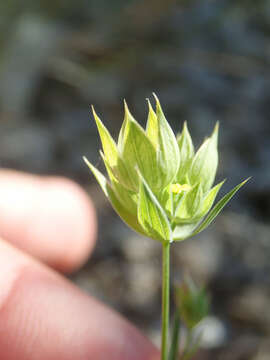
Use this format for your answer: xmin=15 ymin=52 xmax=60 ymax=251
xmin=138 ymin=172 xmax=172 ymax=242
xmin=84 ymin=95 xmax=248 ymax=242
xmin=175 ymin=278 xmax=209 ymax=330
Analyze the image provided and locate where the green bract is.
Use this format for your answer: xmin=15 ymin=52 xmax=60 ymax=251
xmin=84 ymin=95 xmax=249 ymax=243
xmin=175 ymin=277 xmax=209 ymax=330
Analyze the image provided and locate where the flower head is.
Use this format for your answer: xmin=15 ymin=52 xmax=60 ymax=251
xmin=84 ymin=95 xmax=248 ymax=243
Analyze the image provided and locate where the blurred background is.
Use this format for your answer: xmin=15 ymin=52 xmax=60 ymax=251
xmin=0 ymin=0 xmax=269 ymax=359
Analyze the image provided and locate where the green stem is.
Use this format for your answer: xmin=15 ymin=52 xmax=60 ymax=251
xmin=161 ymin=241 xmax=171 ymax=360
xmin=181 ymin=329 xmax=193 ymax=360
xmin=182 ymin=329 xmax=202 ymax=360
xmin=168 ymin=309 xmax=181 ymax=360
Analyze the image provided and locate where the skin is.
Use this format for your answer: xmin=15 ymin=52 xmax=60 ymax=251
xmin=0 ymin=170 xmax=159 ymax=360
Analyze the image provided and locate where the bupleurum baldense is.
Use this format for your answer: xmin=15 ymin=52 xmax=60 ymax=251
xmin=84 ymin=94 xmax=248 ymax=360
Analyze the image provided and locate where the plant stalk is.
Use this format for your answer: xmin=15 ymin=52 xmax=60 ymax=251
xmin=182 ymin=329 xmax=193 ymax=360
xmin=168 ymin=309 xmax=180 ymax=360
xmin=161 ymin=241 xmax=171 ymax=360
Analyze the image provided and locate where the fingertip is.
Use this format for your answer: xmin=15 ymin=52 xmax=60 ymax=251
xmin=0 ymin=170 xmax=97 ymax=273
xmin=42 ymin=177 xmax=97 ymax=273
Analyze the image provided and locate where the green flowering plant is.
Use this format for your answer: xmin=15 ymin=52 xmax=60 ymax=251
xmin=175 ymin=277 xmax=209 ymax=331
xmin=169 ymin=277 xmax=210 ymax=360
xmin=84 ymin=94 xmax=249 ymax=360
xmin=84 ymin=94 xmax=247 ymax=243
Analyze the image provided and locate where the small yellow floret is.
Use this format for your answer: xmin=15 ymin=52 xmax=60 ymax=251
xmin=171 ymin=183 xmax=192 ymax=194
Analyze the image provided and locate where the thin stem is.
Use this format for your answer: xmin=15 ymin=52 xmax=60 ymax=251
xmin=168 ymin=309 xmax=181 ymax=360
xmin=181 ymin=329 xmax=193 ymax=360
xmin=161 ymin=241 xmax=171 ymax=360
xmin=182 ymin=329 xmax=202 ymax=360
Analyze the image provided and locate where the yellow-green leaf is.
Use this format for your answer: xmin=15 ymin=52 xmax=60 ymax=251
xmin=100 ymin=152 xmax=138 ymax=216
xmin=198 ymin=180 xmax=225 ymax=218
xmin=146 ymin=99 xmax=158 ymax=148
xmin=92 ymin=106 xmax=118 ymax=168
xmin=154 ymin=94 xmax=180 ymax=187
xmin=189 ymin=123 xmax=219 ymax=193
xmin=173 ymin=223 xmax=199 ymax=241
xmin=138 ymin=173 xmax=172 ymax=242
xmin=83 ymin=157 xmax=147 ymax=236
xmin=176 ymin=122 xmax=194 ymax=183
xmin=191 ymin=178 xmax=250 ymax=237
xmin=174 ymin=183 xmax=203 ymax=222
xmin=120 ymin=102 xmax=161 ymax=191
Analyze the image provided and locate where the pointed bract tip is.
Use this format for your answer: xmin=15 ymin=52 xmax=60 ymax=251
xmin=91 ymin=105 xmax=101 ymax=124
xmin=212 ymin=121 xmax=219 ymax=136
xmin=152 ymin=92 xmax=164 ymax=115
xmin=152 ymin=92 xmax=160 ymax=105
xmin=124 ymin=99 xmax=131 ymax=112
xmin=209 ymin=121 xmax=219 ymax=145
xmin=183 ymin=121 xmax=189 ymax=131
xmin=99 ymin=149 xmax=105 ymax=159
xmin=83 ymin=156 xmax=91 ymax=167
xmin=123 ymin=99 xmax=132 ymax=118
xmin=243 ymin=176 xmax=252 ymax=185
xmin=146 ymin=98 xmax=155 ymax=113
xmin=91 ymin=105 xmax=97 ymax=116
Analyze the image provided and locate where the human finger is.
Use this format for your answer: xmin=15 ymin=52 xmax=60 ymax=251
xmin=0 ymin=170 xmax=97 ymax=272
xmin=0 ymin=238 xmax=159 ymax=360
